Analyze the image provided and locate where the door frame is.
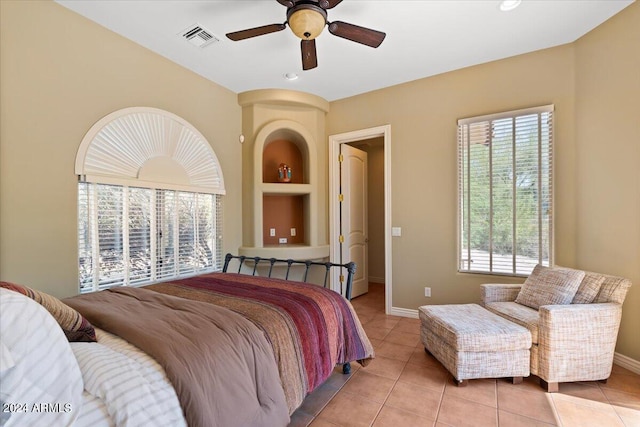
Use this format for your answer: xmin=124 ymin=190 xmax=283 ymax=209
xmin=329 ymin=125 xmax=392 ymax=314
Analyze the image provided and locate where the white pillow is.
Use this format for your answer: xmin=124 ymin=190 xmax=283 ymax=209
xmin=0 ymin=288 xmax=84 ymax=427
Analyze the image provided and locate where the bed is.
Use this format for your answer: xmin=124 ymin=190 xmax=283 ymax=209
xmin=0 ymin=254 xmax=374 ymax=427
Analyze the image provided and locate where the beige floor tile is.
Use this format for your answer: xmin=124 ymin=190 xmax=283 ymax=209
xmin=374 ymin=341 xmax=415 ymax=362
xmin=384 ymin=381 xmax=442 ymax=419
xmin=553 ymin=382 xmax=610 ymax=405
xmin=552 ymin=395 xmax=624 ymax=427
xmin=398 ymin=361 xmax=449 ymax=393
xmin=391 ymin=321 xmax=422 ymax=335
xmin=497 ymin=384 xmax=557 ymax=424
xmin=600 ymin=372 xmax=640 ymax=396
xmin=613 ymin=405 xmax=640 ymax=427
xmin=397 ymin=316 xmax=421 ymax=325
xmin=367 ymin=316 xmax=401 ymax=330
xmin=611 ymin=364 xmax=639 ymax=377
xmin=443 ymin=378 xmax=497 ymax=408
xmin=407 ymin=346 xmax=445 ymax=368
xmin=498 ymin=410 xmax=557 ymax=426
xmin=601 ymin=388 xmax=640 ymax=410
xmin=355 ymin=313 xmax=376 ymax=325
xmin=340 ymin=370 xmax=396 ymax=403
xmin=361 ymin=356 xmax=407 ymax=381
xmin=384 ymin=329 xmax=421 ymax=347
xmin=316 ymin=390 xmax=382 ymax=427
xmin=368 ymin=337 xmax=383 ymax=349
xmin=373 ymin=405 xmax=435 ymax=427
xmin=437 ymin=394 xmax=498 ymax=427
xmin=363 ymin=324 xmax=392 ymax=341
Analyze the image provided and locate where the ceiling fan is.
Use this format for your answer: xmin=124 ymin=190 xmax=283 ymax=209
xmin=226 ymin=0 xmax=386 ymax=71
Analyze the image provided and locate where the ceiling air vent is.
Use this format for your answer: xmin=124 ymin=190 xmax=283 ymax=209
xmin=180 ymin=24 xmax=219 ymax=48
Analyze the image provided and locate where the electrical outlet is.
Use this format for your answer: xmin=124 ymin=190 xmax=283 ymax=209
xmin=290 ymin=228 xmax=296 ymax=237
xmin=424 ymin=287 xmax=431 ymax=297
xmin=278 ymin=237 xmax=287 ymax=244
xmin=270 ymin=228 xmax=276 ymax=237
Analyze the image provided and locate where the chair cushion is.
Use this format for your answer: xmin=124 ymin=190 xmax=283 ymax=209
xmin=596 ymin=275 xmax=632 ymax=304
xmin=485 ymin=301 xmax=540 ymax=344
xmin=515 ymin=265 xmax=584 ymax=310
xmin=572 ymin=272 xmax=606 ymax=304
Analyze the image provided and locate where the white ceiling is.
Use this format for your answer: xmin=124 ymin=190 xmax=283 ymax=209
xmin=56 ymin=0 xmax=633 ymax=101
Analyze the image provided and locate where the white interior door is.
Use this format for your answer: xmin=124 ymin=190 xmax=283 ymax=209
xmin=341 ymin=144 xmax=368 ymax=298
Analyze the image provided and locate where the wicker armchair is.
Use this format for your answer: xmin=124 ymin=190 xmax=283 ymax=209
xmin=481 ymin=268 xmax=631 ymax=392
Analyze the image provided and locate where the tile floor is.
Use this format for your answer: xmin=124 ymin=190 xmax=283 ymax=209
xmin=288 ymin=283 xmax=640 ymax=427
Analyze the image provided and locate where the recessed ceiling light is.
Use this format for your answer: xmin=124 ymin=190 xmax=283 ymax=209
xmin=284 ymin=72 xmax=299 ymax=81
xmin=499 ymin=0 xmax=521 ymax=12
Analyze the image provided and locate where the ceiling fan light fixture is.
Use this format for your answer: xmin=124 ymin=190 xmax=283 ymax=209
xmin=287 ymin=5 xmax=327 ymax=40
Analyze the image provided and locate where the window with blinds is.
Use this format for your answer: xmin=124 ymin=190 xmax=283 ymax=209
xmin=458 ymin=105 xmax=553 ymax=276
xmin=78 ymin=183 xmax=223 ymax=293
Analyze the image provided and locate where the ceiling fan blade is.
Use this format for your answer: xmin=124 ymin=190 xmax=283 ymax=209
xmin=276 ymin=0 xmax=295 ymax=7
xmin=319 ymin=0 xmax=343 ymax=9
xmin=328 ymin=21 xmax=386 ymax=48
xmin=301 ymin=39 xmax=318 ymax=70
xmin=226 ymin=23 xmax=286 ymax=41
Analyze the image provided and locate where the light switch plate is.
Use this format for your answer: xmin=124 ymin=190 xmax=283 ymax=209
xmin=392 ymin=227 xmax=402 ymax=237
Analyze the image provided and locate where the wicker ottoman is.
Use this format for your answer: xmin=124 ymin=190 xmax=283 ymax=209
xmin=419 ymin=304 xmax=531 ymax=386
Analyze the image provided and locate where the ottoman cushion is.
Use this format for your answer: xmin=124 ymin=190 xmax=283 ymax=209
xmin=419 ymin=304 xmax=531 ymax=352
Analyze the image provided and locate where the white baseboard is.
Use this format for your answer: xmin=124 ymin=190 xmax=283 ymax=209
xmin=369 ymin=276 xmax=385 ymax=284
xmin=614 ymin=352 xmax=640 ymax=374
xmin=389 ymin=306 xmax=419 ymax=318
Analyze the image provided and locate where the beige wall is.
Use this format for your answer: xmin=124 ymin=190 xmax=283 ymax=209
xmin=574 ymin=2 xmax=640 ymax=360
xmin=327 ymin=44 xmax=577 ymax=307
xmin=327 ymin=2 xmax=639 ymax=360
xmin=0 ymin=1 xmax=242 ymax=298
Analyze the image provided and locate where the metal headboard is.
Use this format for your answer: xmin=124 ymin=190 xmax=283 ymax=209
xmin=222 ymin=253 xmax=357 ymax=300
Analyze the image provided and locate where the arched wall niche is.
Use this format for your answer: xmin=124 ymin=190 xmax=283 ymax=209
xmin=75 ymin=107 xmax=225 ymax=194
xmin=254 ymin=120 xmax=315 ymax=186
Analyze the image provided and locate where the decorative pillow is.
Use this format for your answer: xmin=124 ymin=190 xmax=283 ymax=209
xmin=515 ymin=265 xmax=585 ymax=310
xmin=0 ymin=288 xmax=84 ymax=427
xmin=571 ymin=272 xmax=606 ymax=304
xmin=0 ymin=282 xmax=96 ymax=342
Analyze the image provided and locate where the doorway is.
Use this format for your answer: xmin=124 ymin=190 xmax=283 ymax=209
xmin=329 ymin=125 xmax=392 ymax=314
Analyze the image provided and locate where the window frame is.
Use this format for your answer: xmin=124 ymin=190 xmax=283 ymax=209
xmin=457 ymin=105 xmax=554 ymax=276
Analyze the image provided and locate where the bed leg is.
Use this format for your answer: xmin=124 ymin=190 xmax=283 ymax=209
xmin=342 ymin=362 xmax=351 ymax=374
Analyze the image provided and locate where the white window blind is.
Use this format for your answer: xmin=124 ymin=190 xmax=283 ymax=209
xmin=78 ymin=183 xmax=223 ymax=293
xmin=458 ymin=105 xmax=553 ymax=276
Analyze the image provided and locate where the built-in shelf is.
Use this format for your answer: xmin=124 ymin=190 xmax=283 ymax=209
xmin=239 ymin=89 xmax=328 ymax=261
xmin=260 ymin=183 xmax=311 ymax=195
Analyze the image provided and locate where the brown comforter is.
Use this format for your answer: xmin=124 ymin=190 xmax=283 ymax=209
xmin=65 ymin=286 xmax=290 ymax=427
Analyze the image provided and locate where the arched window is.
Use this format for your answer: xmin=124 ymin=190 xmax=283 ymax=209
xmin=75 ymin=107 xmax=225 ymax=293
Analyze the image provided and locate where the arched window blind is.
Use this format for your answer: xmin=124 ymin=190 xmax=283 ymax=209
xmin=76 ymin=108 xmax=225 ymax=293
